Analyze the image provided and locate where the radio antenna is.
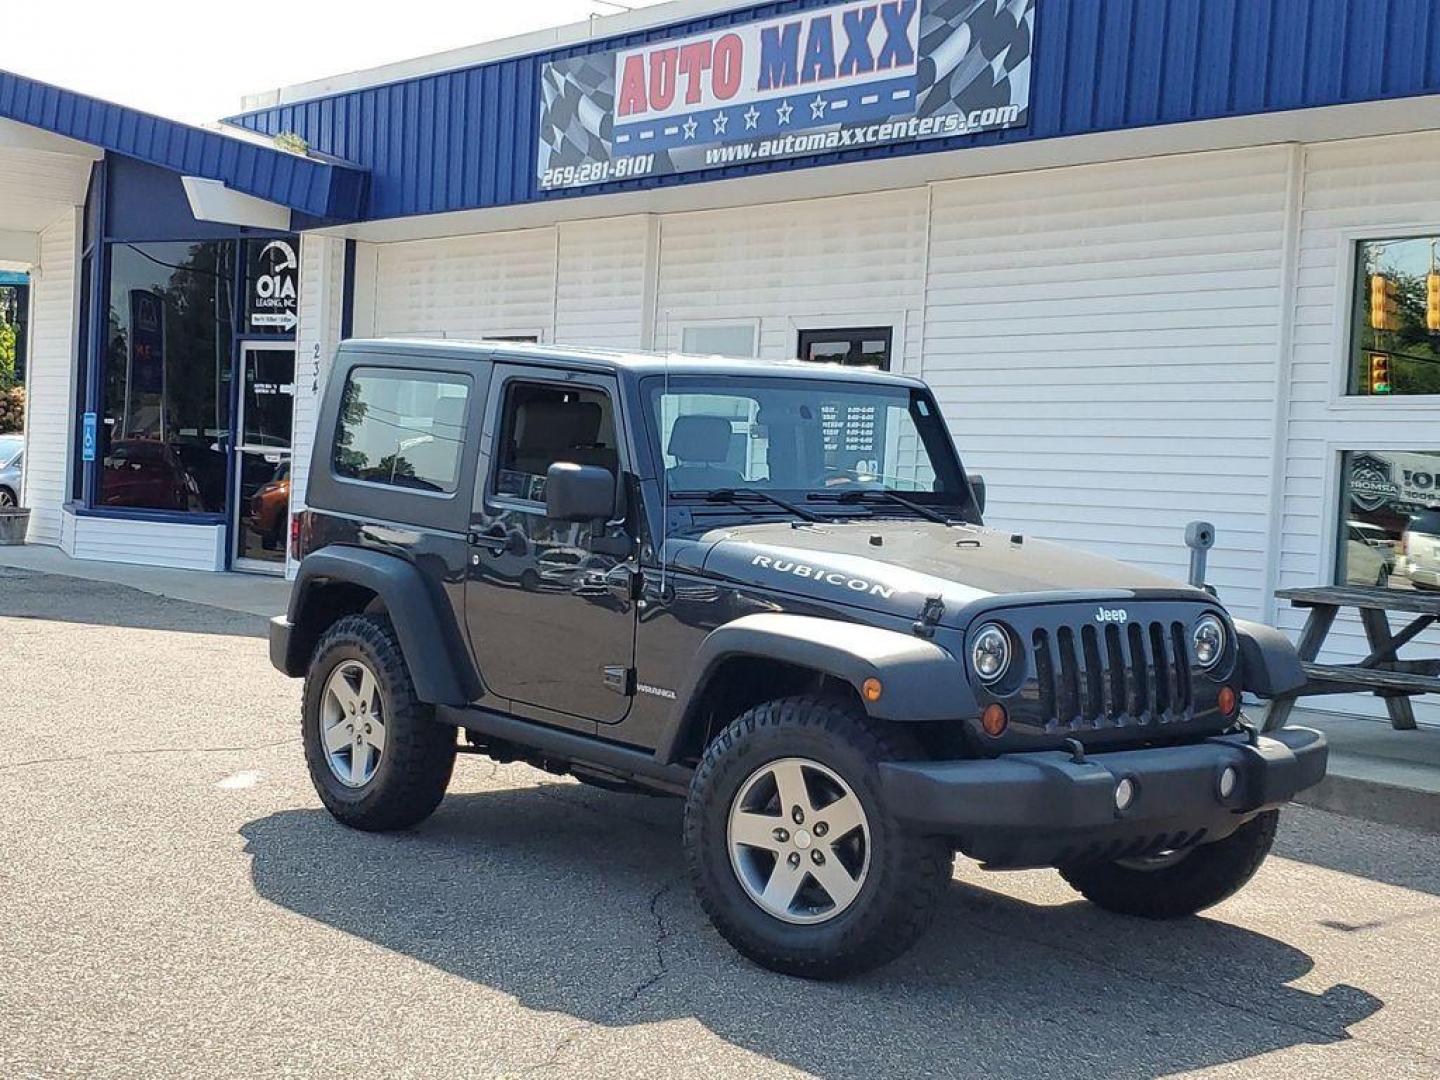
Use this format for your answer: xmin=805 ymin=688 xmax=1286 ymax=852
xmin=660 ymin=308 xmax=672 ymax=597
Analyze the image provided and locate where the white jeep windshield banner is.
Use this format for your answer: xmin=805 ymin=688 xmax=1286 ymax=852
xmin=537 ymin=0 xmax=1035 ymax=191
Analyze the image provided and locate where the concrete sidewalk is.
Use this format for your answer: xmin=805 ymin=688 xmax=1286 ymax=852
xmin=0 ymin=543 xmax=290 ymax=618
xmin=1290 ymin=708 xmax=1440 ymax=835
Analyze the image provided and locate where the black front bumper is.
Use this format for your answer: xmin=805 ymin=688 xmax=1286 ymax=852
xmin=879 ymin=727 xmax=1327 ymax=869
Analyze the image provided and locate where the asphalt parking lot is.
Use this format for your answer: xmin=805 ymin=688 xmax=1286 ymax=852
xmin=2 ymin=566 xmax=1439 ymax=1079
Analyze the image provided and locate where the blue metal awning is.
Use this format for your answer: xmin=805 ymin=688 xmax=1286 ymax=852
xmin=0 ymin=271 xmax=27 ymax=285
xmin=0 ymin=69 xmax=367 ymax=223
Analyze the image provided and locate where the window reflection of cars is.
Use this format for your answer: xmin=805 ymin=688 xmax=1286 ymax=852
xmin=1399 ymin=508 xmax=1440 ymax=591
xmin=101 ymin=439 xmax=202 ymax=512
xmin=1344 ymin=521 xmax=1397 ymax=586
xmin=0 ymin=434 xmax=22 ymax=507
xmin=250 ymin=462 xmax=291 ymax=549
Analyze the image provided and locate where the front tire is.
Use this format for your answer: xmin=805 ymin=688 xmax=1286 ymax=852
xmin=684 ymin=695 xmax=951 ymax=979
xmin=1059 ymin=809 xmax=1279 ymax=919
xmin=302 ymin=614 xmax=456 ymax=831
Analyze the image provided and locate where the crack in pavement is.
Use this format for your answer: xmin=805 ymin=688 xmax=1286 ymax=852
xmin=514 ymin=878 xmax=683 ymax=1076
xmin=0 ymin=737 xmax=300 ymax=774
xmin=962 ymin=914 xmax=1440 ymax=1068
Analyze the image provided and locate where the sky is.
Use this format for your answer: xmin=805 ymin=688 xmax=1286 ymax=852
xmin=0 ymin=0 xmax=672 ymax=125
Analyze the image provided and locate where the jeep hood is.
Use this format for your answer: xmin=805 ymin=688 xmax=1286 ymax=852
xmin=694 ymin=520 xmax=1203 ymax=627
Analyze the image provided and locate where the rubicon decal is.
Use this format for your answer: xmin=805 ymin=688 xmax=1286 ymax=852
xmin=752 ymin=555 xmax=896 ymax=599
xmin=537 ymin=0 xmax=1035 ymax=191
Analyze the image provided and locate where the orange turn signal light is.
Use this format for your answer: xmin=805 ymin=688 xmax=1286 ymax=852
xmin=1218 ymin=686 xmax=1238 ymax=718
xmin=981 ymin=703 xmax=1009 ymax=737
xmin=862 ymin=678 xmax=883 ymax=703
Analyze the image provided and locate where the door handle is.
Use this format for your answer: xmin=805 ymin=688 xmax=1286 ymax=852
xmin=469 ymin=526 xmax=514 ymax=555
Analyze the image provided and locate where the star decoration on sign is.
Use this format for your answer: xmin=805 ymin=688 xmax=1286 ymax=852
xmin=776 ymin=100 xmax=794 ymax=125
xmin=682 ymin=116 xmax=698 ymax=140
xmin=810 ymin=95 xmax=828 ymax=120
xmin=743 ymin=105 xmax=760 ymax=130
xmin=713 ymin=111 xmax=729 ymax=135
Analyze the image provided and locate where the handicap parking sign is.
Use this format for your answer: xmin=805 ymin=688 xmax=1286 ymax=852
xmin=82 ymin=413 xmax=97 ymax=462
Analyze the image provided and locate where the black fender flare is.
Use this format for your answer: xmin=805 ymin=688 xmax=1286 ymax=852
xmin=655 ymin=613 xmax=975 ymax=765
xmin=1233 ymin=618 xmax=1306 ymax=699
xmin=285 ymin=546 xmax=479 ymax=706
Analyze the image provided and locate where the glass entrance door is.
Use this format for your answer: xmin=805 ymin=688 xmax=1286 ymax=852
xmin=233 ymin=344 xmax=296 ymax=572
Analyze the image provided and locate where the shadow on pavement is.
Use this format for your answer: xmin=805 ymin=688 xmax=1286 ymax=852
xmin=0 ymin=568 xmax=265 ymax=638
xmin=241 ymin=782 xmax=1383 ymax=1079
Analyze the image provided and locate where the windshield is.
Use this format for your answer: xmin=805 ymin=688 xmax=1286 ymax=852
xmin=642 ymin=375 xmax=969 ymax=505
xmin=0 ymin=436 xmax=21 ymax=469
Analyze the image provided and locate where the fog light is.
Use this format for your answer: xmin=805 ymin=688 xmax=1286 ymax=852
xmin=1115 ymin=777 xmax=1136 ymax=811
xmin=1218 ymin=686 xmax=1238 ymax=718
xmin=1219 ymin=766 xmax=1238 ymax=800
xmin=862 ymin=678 xmax=883 ymax=703
xmin=981 ymin=703 xmax=1009 ymax=737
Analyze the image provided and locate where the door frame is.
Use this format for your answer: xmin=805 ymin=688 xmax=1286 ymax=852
xmin=231 ymin=341 xmax=298 ymax=575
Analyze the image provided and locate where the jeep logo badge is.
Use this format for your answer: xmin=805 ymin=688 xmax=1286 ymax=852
xmin=1095 ymin=607 xmax=1129 ymax=624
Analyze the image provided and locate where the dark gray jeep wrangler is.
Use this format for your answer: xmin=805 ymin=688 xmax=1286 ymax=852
xmin=271 ymin=339 xmax=1326 ymax=979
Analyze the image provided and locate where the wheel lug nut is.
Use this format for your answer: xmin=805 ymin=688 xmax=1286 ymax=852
xmin=772 ymin=827 xmax=790 ymax=843
xmin=813 ymin=822 xmax=829 ymax=838
xmin=791 ymin=806 xmax=805 ymax=825
xmin=811 ymin=850 xmax=825 ymax=866
xmin=787 ymin=852 xmax=801 ymax=869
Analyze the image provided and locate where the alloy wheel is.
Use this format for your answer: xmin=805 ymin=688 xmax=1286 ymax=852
xmin=320 ymin=660 xmax=387 ymax=788
xmin=727 ymin=757 xmax=871 ymax=925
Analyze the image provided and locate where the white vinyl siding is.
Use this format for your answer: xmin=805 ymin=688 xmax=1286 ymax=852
xmin=21 ymin=209 xmax=81 ymax=545
xmin=371 ymin=228 xmax=558 ymax=340
xmin=652 ymin=189 xmax=928 ymax=371
xmin=554 ymin=216 xmax=653 ymax=349
xmin=1277 ymin=132 xmax=1440 ymax=725
xmin=923 ymin=147 xmax=1293 ymax=621
xmin=62 ymin=509 xmax=225 ymax=571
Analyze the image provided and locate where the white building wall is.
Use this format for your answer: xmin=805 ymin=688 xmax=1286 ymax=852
xmin=370 ymin=228 xmax=558 ymax=340
xmin=923 ymin=147 xmax=1294 ymax=622
xmin=21 ymin=209 xmax=80 ymax=545
xmin=652 ymin=189 xmax=929 ymax=367
xmin=554 ymin=216 xmax=654 ymax=349
xmin=1277 ymin=131 xmax=1440 ymax=724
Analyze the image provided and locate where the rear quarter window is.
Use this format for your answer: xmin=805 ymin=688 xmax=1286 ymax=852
xmin=333 ymin=368 xmax=471 ymax=494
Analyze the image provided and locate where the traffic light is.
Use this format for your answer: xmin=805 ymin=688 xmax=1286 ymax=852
xmin=1368 ymin=351 xmax=1393 ymax=395
xmin=1370 ymin=274 xmax=1401 ymax=330
xmin=1428 ymin=272 xmax=1440 ymax=332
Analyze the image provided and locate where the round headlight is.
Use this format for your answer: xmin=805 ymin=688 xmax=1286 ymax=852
xmin=1192 ymin=614 xmax=1226 ymax=669
xmin=971 ymin=623 xmax=1012 ymax=683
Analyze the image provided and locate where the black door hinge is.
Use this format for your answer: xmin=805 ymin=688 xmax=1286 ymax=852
xmin=604 ymin=666 xmax=636 ymax=696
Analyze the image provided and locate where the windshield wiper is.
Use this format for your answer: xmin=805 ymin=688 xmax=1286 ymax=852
xmin=672 ymin=488 xmax=821 ymax=523
xmin=810 ymin=489 xmax=961 ymax=526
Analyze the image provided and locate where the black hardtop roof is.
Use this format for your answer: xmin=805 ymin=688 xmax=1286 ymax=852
xmin=339 ymin=337 xmax=927 ymax=387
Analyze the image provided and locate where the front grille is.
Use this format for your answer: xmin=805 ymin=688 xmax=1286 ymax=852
xmin=1032 ymin=619 xmax=1193 ymax=730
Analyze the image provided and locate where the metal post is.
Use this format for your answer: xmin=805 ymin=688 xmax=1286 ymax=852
xmin=1185 ymin=521 xmax=1216 ymax=593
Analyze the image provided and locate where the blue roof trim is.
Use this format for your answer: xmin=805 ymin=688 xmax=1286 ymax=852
xmin=0 ymin=69 xmax=367 ymax=222
xmin=228 ymin=0 xmax=1440 ymax=223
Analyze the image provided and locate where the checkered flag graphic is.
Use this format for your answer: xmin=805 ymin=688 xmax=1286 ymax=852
xmin=916 ymin=0 xmax=1034 ymax=120
xmin=538 ymin=53 xmax=617 ymax=174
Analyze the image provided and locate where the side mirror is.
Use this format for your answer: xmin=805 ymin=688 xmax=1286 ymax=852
xmin=968 ymin=474 xmax=986 ymax=517
xmin=545 ymin=462 xmax=616 ymax=523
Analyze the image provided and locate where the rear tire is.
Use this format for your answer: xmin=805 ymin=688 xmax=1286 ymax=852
xmin=684 ymin=694 xmax=951 ymax=979
xmin=302 ymin=614 xmax=456 ymax=831
xmin=1059 ymin=809 xmax=1279 ymax=919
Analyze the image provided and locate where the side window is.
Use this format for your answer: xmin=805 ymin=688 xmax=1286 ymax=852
xmin=332 ymin=368 xmax=471 ymax=494
xmin=493 ymin=381 xmax=620 ymax=505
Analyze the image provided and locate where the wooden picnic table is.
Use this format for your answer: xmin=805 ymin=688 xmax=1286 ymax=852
xmin=1264 ymin=586 xmax=1440 ymax=732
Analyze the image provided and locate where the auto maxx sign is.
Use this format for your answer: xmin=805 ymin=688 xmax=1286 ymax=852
xmin=537 ymin=0 xmax=1035 ymax=191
